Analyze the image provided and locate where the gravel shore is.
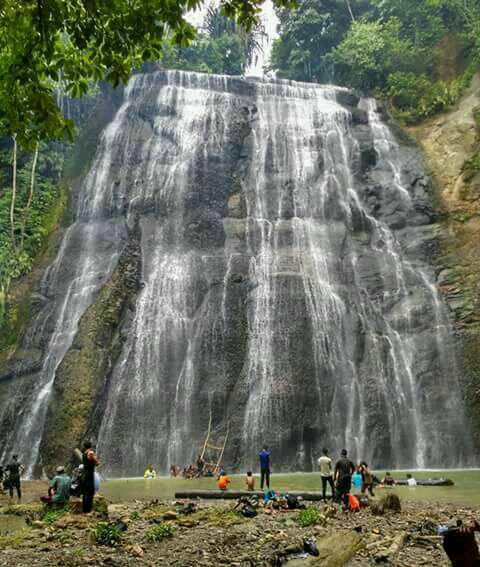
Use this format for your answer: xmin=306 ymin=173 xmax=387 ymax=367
xmin=0 ymin=483 xmax=477 ymax=566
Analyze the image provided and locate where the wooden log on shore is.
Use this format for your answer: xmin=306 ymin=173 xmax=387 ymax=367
xmin=174 ymin=490 xmax=325 ymax=500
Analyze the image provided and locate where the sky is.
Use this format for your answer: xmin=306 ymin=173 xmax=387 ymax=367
xmin=186 ymin=0 xmax=280 ymax=76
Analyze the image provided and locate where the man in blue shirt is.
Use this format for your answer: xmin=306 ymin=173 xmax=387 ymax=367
xmin=259 ymin=445 xmax=270 ymax=489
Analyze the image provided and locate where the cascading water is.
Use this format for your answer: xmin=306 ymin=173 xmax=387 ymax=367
xmin=0 ymin=70 xmax=471 ymax=475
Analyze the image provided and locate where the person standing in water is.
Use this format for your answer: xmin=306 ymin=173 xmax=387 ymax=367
xmin=6 ymin=455 xmax=23 ymax=501
xmin=82 ymin=441 xmax=99 ymax=513
xmin=259 ymin=445 xmax=271 ymax=490
xmin=318 ymin=448 xmax=335 ymax=501
xmin=334 ymin=449 xmax=355 ymax=510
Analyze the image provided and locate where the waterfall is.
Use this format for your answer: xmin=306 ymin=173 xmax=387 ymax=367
xmin=0 ymin=70 xmax=470 ymax=475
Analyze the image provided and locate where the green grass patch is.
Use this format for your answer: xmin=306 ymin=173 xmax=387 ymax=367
xmin=297 ymin=507 xmax=323 ymax=527
xmin=42 ymin=506 xmax=69 ymax=525
xmin=91 ymin=521 xmax=123 ymax=547
xmin=146 ymin=522 xmax=175 ymax=542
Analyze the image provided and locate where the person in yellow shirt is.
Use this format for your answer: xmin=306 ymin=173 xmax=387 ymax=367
xmin=144 ymin=465 xmax=157 ymax=479
xmin=218 ymin=472 xmax=231 ymax=490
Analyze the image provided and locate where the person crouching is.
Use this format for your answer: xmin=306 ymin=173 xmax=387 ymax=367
xmin=41 ymin=466 xmax=71 ymax=507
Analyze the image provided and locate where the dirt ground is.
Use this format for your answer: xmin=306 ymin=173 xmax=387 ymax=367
xmin=0 ymin=481 xmax=476 ymax=566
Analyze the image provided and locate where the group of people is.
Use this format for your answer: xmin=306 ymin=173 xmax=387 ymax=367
xmin=318 ymin=448 xmax=406 ymax=508
xmin=213 ymin=445 xmax=405 ymax=514
xmin=216 ymin=445 xmax=271 ymax=492
xmin=4 ymin=441 xmax=100 ymax=514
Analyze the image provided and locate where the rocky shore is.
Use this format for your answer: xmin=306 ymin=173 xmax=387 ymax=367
xmin=0 ymin=483 xmax=476 ymax=566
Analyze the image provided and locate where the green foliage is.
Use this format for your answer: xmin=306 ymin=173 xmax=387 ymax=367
xmin=0 ymin=141 xmax=65 ymax=330
xmin=272 ymin=0 xmax=480 ymax=123
xmin=145 ymin=522 xmax=176 ymax=542
xmin=386 ymin=64 xmax=476 ymax=123
xmin=270 ymin=0 xmax=371 ymax=81
xmin=42 ymin=506 xmax=68 ymax=525
xmin=92 ymin=521 xmax=123 ymax=547
xmin=331 ymin=18 xmax=415 ymax=90
xmin=162 ymin=34 xmax=247 ymax=76
xmin=0 ymin=0 xmax=294 ymax=149
xmin=161 ymin=3 xmax=270 ymax=76
xmin=297 ymin=506 xmax=323 ymax=527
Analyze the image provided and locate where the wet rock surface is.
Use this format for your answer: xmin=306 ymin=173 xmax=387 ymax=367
xmin=0 ymin=70 xmax=470 ymax=474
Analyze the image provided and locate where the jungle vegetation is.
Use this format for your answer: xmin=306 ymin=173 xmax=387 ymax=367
xmin=271 ymin=0 xmax=480 ymax=123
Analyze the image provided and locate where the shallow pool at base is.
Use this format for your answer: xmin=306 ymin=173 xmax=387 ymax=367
xmin=100 ymin=470 xmax=480 ymax=507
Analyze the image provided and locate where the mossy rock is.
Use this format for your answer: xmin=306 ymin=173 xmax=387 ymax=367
xmin=370 ymin=493 xmax=401 ymax=515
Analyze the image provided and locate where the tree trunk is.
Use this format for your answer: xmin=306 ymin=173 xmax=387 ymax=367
xmin=10 ymin=134 xmax=17 ymax=247
xmin=174 ymin=490 xmax=325 ymax=500
xmin=20 ymin=142 xmax=39 ymax=250
xmin=345 ymin=0 xmax=355 ymax=22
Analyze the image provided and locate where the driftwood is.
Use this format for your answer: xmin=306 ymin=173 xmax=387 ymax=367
xmin=287 ymin=531 xmax=363 ymax=567
xmin=374 ymin=531 xmax=408 ymax=562
xmin=174 ymin=490 xmax=325 ymax=500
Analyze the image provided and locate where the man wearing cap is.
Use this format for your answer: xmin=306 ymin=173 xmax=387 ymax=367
xmin=41 ymin=466 xmax=72 ymax=506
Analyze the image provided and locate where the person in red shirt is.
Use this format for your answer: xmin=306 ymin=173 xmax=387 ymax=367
xmin=218 ymin=472 xmax=231 ymax=490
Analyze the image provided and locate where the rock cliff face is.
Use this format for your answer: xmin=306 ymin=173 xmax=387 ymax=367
xmin=0 ymin=71 xmax=472 ymax=476
xmin=408 ymin=72 xmax=480 ymax=449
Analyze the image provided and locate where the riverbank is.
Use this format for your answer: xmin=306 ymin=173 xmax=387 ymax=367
xmin=0 ymin=485 xmax=477 ymax=566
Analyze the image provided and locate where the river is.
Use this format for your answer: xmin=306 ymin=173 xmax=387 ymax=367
xmin=99 ymin=470 xmax=480 ymax=506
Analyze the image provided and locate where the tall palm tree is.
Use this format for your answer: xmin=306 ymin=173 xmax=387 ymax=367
xmin=202 ymin=3 xmax=267 ymax=66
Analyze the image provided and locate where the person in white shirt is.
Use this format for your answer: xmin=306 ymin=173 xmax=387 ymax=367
xmin=406 ymin=473 xmax=417 ymax=486
xmin=318 ymin=447 xmax=335 ymax=501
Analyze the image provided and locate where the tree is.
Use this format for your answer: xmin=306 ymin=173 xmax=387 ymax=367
xmin=0 ymin=0 xmax=295 ymax=149
xmin=270 ymin=0 xmax=371 ymax=81
xmin=203 ymin=4 xmax=267 ymax=66
xmin=331 ymin=18 xmax=416 ymax=90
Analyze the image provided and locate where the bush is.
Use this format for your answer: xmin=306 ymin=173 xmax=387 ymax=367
xmin=146 ymin=522 xmax=175 ymax=542
xmin=92 ymin=521 xmax=123 ymax=546
xmin=386 ymin=64 xmax=476 ymax=124
xmin=297 ymin=506 xmax=323 ymax=527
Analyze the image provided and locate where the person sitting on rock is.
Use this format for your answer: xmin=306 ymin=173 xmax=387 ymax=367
xmin=41 ymin=466 xmax=72 ymax=507
xmin=218 ymin=471 xmax=231 ymax=491
xmin=144 ymin=465 xmax=157 ymax=479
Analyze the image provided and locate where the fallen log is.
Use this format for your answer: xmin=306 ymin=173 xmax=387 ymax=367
xmin=174 ymin=490 xmax=325 ymax=500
